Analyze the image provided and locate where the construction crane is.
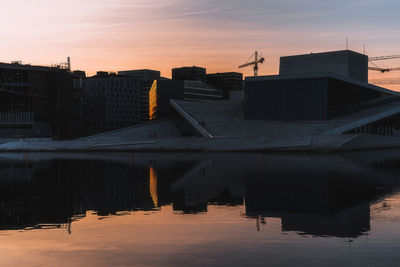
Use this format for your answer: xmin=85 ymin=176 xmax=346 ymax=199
xmin=239 ymin=51 xmax=265 ymax=76
xmin=367 ymin=54 xmax=400 ymax=85
xmin=368 ymin=54 xmax=400 ymax=73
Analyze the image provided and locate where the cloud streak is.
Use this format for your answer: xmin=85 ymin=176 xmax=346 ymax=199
xmin=0 ymin=0 xmax=399 ymax=80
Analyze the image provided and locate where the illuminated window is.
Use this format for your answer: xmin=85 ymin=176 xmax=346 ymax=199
xmin=148 ymin=80 xmax=157 ymax=120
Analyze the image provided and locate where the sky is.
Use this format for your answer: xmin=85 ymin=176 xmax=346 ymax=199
xmin=1 ymin=0 xmax=400 ymax=84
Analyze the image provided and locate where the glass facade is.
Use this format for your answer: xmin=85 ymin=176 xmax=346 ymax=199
xmin=149 ymin=80 xmax=157 ymax=121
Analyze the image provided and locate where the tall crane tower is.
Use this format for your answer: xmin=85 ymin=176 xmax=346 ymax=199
xmin=239 ymin=51 xmax=265 ymax=76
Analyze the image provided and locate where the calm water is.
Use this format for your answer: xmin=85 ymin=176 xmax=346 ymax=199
xmin=0 ymin=151 xmax=400 ymax=266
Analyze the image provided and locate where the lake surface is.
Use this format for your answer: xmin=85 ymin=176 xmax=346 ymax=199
xmin=0 ymin=151 xmax=399 ymax=266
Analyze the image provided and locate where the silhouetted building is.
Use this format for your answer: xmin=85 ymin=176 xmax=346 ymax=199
xmin=118 ymin=69 xmax=161 ymax=122
xmin=206 ymin=72 xmax=243 ymax=99
xmin=157 ymin=80 xmax=223 ymax=118
xmin=244 ymin=50 xmax=397 ymax=121
xmin=172 ymin=66 xmax=206 ymax=83
xmin=118 ymin=69 xmax=160 ymax=82
xmin=0 ymin=62 xmax=77 ymax=139
xmin=157 ymin=80 xmax=185 ymax=117
xmin=280 ymin=50 xmax=368 ymax=83
xmin=54 ymin=70 xmax=86 ymax=139
xmin=81 ymin=69 xmax=164 ymax=135
xmin=82 ymin=73 xmax=143 ymax=135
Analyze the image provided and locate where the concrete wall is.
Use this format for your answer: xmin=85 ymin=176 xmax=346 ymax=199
xmin=279 ymin=50 xmax=368 ymax=83
xmin=157 ymin=80 xmax=185 ymax=117
xmin=245 ymin=77 xmax=329 ymax=120
xmin=244 ymin=75 xmax=383 ymax=121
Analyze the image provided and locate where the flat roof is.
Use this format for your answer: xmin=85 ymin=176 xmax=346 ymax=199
xmin=280 ymin=49 xmax=367 ymax=60
xmin=118 ymin=69 xmax=160 ymax=73
xmin=172 ymin=66 xmax=206 ymax=71
xmin=0 ymin=62 xmax=55 ymax=72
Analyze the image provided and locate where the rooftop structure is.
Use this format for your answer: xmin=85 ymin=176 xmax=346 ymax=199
xmin=279 ymin=50 xmax=368 ymax=83
xmin=206 ymin=72 xmax=243 ymax=99
xmin=118 ymin=69 xmax=160 ymax=82
xmin=0 ymin=61 xmax=76 ymax=139
xmin=172 ymin=66 xmax=206 ymax=83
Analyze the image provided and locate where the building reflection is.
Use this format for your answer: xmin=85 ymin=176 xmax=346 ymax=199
xmin=167 ymin=152 xmax=400 ymax=238
xmin=0 ymin=155 xmax=197 ymax=231
xmin=245 ymin=176 xmax=373 ymax=237
xmin=0 ymin=151 xmax=398 ymax=238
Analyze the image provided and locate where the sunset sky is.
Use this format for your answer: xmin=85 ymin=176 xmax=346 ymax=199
xmin=1 ymin=0 xmax=400 ymax=82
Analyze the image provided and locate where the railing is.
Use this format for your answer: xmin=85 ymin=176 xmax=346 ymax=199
xmin=0 ymin=112 xmax=34 ymax=125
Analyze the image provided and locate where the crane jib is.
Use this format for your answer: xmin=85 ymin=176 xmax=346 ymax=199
xmin=238 ymin=51 xmax=265 ymax=76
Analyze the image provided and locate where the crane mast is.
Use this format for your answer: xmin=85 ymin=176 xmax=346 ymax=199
xmin=239 ymin=51 xmax=265 ymax=76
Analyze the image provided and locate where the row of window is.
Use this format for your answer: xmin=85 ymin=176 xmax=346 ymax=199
xmin=106 ymin=103 xmax=140 ymax=109
xmin=86 ymin=80 xmax=138 ymax=88
xmin=88 ymin=86 xmax=140 ymax=93
xmin=108 ymin=109 xmax=138 ymax=115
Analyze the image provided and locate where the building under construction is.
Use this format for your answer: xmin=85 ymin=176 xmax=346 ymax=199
xmin=0 ymin=61 xmax=81 ymax=139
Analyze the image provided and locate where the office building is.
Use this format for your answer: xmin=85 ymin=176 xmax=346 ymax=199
xmin=172 ymin=66 xmax=206 ymax=83
xmin=118 ymin=69 xmax=160 ymax=82
xmin=206 ymin=72 xmax=243 ymax=99
xmin=0 ymin=61 xmax=76 ymax=139
xmin=82 ymin=73 xmax=143 ymax=135
xmin=119 ymin=69 xmax=161 ymax=122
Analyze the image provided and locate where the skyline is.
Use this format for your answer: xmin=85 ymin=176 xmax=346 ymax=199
xmin=1 ymin=0 xmax=400 ymax=87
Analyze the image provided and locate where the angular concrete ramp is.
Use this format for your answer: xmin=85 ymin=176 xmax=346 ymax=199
xmin=325 ymin=106 xmax=400 ymax=135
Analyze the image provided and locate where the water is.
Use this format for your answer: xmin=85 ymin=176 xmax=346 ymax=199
xmin=0 ymin=151 xmax=399 ymax=266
